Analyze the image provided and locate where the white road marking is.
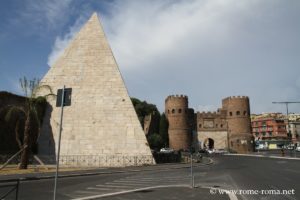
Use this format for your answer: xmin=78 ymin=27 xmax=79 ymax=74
xmin=86 ymin=187 xmax=122 ymax=191
xmin=95 ymin=184 xmax=134 ymax=188
xmin=114 ymin=179 xmax=189 ymax=183
xmin=72 ymin=184 xmax=190 ymax=200
xmin=75 ymin=190 xmax=101 ymax=194
xmin=105 ymin=182 xmax=152 ymax=186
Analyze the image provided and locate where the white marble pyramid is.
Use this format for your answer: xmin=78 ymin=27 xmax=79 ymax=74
xmin=37 ymin=13 xmax=154 ymax=167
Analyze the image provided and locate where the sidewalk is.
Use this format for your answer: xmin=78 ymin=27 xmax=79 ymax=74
xmin=0 ymin=157 xmax=213 ymax=181
xmin=224 ymin=153 xmax=300 ymax=160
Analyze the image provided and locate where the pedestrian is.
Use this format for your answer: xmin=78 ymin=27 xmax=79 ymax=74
xmin=281 ymin=148 xmax=285 ymax=157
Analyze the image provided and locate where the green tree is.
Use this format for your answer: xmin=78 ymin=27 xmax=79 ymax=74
xmin=159 ymin=113 xmax=169 ymax=147
xmin=130 ymin=97 xmax=160 ymax=128
xmin=147 ymin=133 xmax=163 ymax=149
xmin=5 ymin=77 xmax=53 ymax=169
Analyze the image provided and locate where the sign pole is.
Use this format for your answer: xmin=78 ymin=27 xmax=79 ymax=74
xmin=191 ymin=153 xmax=194 ymax=188
xmin=53 ymin=85 xmax=65 ymax=200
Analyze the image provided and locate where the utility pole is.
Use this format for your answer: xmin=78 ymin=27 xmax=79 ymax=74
xmin=53 ymin=86 xmax=65 ymax=200
xmin=190 ymin=153 xmax=194 ymax=188
xmin=53 ymin=86 xmax=72 ymax=200
xmin=272 ymin=101 xmax=300 ymax=157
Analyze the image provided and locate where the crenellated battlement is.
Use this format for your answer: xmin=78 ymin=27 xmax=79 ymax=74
xmin=223 ymin=96 xmax=249 ymax=101
xmin=197 ymin=111 xmax=218 ymax=115
xmin=165 ymin=94 xmax=188 ymax=102
xmin=196 ymin=111 xmax=225 ymax=118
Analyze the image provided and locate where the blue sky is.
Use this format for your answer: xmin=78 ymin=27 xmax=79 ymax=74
xmin=1 ymin=0 xmax=300 ymax=114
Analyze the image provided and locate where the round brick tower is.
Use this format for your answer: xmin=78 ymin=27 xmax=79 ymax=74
xmin=165 ymin=95 xmax=191 ymax=151
xmin=222 ymin=96 xmax=253 ymax=153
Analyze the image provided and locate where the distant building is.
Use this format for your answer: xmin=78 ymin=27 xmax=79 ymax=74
xmin=288 ymin=121 xmax=300 ymax=143
xmin=251 ymin=113 xmax=300 ymax=146
xmin=251 ymin=113 xmax=287 ymax=141
xmin=251 ymin=113 xmax=291 ymax=149
xmin=288 ymin=113 xmax=300 ymax=122
xmin=287 ymin=114 xmax=300 ymax=143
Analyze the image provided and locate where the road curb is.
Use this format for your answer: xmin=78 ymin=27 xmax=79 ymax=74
xmin=224 ymin=153 xmax=300 ymax=160
xmin=2 ymin=158 xmax=214 ymax=182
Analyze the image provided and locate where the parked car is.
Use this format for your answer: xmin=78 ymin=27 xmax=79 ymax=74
xmin=256 ymin=144 xmax=267 ymax=150
xmin=296 ymin=146 xmax=300 ymax=152
xmin=207 ymin=149 xmax=215 ymax=154
xmin=215 ymin=149 xmax=228 ymax=154
xmin=160 ymin=148 xmax=174 ymax=153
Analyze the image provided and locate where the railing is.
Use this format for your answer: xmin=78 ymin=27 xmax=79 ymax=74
xmin=0 ymin=155 xmax=35 ymax=165
xmin=0 ymin=179 xmax=20 ymax=200
xmin=1 ymin=154 xmax=157 ymax=167
xmin=58 ymin=155 xmax=155 ymax=167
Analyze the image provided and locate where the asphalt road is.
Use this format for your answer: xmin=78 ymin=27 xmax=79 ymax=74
xmin=1 ymin=155 xmax=299 ymax=200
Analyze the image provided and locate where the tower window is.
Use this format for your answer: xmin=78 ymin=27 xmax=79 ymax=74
xmin=172 ymin=109 xmax=175 ymax=114
xmin=178 ymin=109 xmax=182 ymax=113
xmin=199 ymin=124 xmax=202 ymax=128
xmin=220 ymin=124 xmax=223 ymax=128
xmin=168 ymin=109 xmax=170 ymax=114
xmin=216 ymin=124 xmax=218 ymax=128
xmin=229 ymin=112 xmax=232 ymax=116
xmin=236 ymin=111 xmax=240 ymax=115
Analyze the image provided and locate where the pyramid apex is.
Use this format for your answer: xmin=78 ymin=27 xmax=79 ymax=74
xmin=90 ymin=12 xmax=99 ymax=21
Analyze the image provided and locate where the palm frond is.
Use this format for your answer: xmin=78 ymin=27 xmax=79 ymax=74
xmin=4 ymin=106 xmax=26 ymax=122
xmin=32 ymin=84 xmax=55 ymax=98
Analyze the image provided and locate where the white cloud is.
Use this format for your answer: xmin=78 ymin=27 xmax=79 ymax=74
xmin=47 ymin=15 xmax=88 ymax=66
xmin=98 ymin=0 xmax=300 ymax=113
xmin=101 ymin=0 xmax=258 ymax=69
xmin=44 ymin=0 xmax=300 ymax=114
